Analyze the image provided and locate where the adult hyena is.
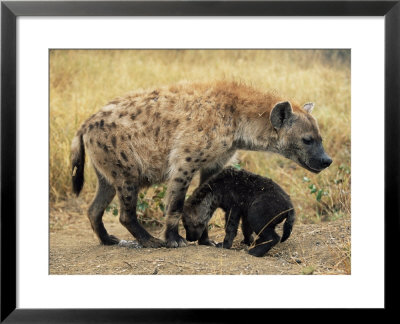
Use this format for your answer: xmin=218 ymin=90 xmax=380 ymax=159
xmin=71 ymin=81 xmax=332 ymax=248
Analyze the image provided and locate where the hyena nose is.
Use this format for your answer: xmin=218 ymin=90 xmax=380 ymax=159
xmin=321 ymin=156 xmax=333 ymax=168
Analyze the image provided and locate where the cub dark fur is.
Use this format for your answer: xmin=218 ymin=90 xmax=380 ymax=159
xmin=182 ymin=167 xmax=295 ymax=257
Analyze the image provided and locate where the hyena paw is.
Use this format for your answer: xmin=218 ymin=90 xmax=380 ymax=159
xmin=215 ymin=242 xmax=228 ymax=249
xmin=140 ymin=237 xmax=166 ymax=248
xmin=198 ymin=238 xmax=217 ymax=247
xmin=101 ymin=235 xmax=120 ymax=246
xmin=166 ymin=234 xmax=187 ymax=248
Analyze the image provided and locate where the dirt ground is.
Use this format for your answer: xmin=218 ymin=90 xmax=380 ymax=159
xmin=49 ymin=198 xmax=351 ymax=275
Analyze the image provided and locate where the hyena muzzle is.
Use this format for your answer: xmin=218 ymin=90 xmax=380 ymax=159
xmin=70 ymin=82 xmax=332 ymax=248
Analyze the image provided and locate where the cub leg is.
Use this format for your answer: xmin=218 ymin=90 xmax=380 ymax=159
xmin=248 ymin=228 xmax=280 ymax=257
xmin=216 ymin=209 xmax=241 ymax=249
xmin=240 ymin=217 xmax=254 ymax=246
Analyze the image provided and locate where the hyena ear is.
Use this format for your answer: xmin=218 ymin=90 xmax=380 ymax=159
xmin=270 ymin=101 xmax=293 ymax=129
xmin=303 ymin=102 xmax=314 ymax=113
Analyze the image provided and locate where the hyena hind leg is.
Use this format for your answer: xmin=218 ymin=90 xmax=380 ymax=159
xmin=117 ymin=181 xmax=166 ymax=248
xmin=88 ymin=169 xmax=119 ymax=245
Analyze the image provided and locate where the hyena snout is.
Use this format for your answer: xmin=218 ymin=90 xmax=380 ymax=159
xmin=307 ymin=146 xmax=333 ymax=172
xmin=320 ymin=153 xmax=333 ymax=169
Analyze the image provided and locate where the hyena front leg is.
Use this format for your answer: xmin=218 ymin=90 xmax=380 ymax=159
xmin=197 ymin=164 xmax=228 ymax=246
xmin=165 ymin=166 xmax=196 ymax=248
xmin=117 ymin=180 xmax=165 ymax=248
xmin=88 ymin=168 xmax=119 ymax=245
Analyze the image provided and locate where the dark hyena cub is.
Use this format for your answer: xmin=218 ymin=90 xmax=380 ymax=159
xmin=71 ymin=81 xmax=330 ymax=248
xmin=182 ymin=167 xmax=295 ymax=257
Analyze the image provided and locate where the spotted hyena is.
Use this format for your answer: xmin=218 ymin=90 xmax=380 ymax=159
xmin=71 ymin=81 xmax=332 ymax=248
xmin=182 ymin=167 xmax=295 ymax=257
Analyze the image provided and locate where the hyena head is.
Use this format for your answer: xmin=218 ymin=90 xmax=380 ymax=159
xmin=270 ymin=101 xmax=332 ymax=173
xmin=182 ymin=195 xmax=212 ymax=242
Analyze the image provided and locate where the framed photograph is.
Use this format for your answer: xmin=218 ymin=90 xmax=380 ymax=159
xmin=1 ymin=0 xmax=398 ymax=321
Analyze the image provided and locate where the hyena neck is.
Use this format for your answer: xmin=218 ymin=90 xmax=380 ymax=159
xmin=232 ymin=117 xmax=278 ymax=152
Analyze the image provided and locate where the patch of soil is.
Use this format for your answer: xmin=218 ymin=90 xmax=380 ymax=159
xmin=50 ymin=198 xmax=351 ymax=275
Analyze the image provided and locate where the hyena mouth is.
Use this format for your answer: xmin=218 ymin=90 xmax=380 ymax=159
xmin=297 ymin=158 xmax=323 ymax=174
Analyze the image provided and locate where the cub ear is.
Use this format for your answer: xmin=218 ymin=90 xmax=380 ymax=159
xmin=270 ymin=101 xmax=293 ymax=130
xmin=303 ymin=102 xmax=314 ymax=113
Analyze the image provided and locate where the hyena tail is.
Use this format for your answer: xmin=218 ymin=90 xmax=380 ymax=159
xmin=281 ymin=209 xmax=295 ymax=243
xmin=71 ymin=132 xmax=85 ymax=196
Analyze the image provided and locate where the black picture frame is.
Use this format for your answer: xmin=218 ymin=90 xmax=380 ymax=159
xmin=1 ymin=0 xmax=399 ymax=322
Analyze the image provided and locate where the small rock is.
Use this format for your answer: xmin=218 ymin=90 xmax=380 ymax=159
xmin=118 ymin=240 xmax=142 ymax=248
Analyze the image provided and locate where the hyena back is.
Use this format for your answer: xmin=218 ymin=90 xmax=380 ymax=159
xmin=71 ymin=81 xmax=332 ymax=248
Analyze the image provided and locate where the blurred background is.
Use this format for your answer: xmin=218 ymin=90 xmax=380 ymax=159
xmin=50 ymin=49 xmax=350 ymax=227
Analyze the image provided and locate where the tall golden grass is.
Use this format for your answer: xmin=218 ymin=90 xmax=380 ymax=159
xmin=50 ymin=49 xmax=350 ymax=223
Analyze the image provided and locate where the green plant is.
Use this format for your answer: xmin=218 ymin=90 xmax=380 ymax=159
xmin=151 ymin=184 xmax=167 ymax=213
xmin=137 ymin=191 xmax=150 ymax=213
xmin=105 ymin=203 xmax=119 ymax=216
xmin=105 ymin=185 xmax=167 ymax=217
xmin=300 ymin=163 xmax=351 ymax=222
xmin=232 ymin=162 xmax=242 ymax=170
xmin=303 ymin=177 xmax=329 ymax=203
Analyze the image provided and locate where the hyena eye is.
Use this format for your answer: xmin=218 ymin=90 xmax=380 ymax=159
xmin=302 ymin=137 xmax=313 ymax=145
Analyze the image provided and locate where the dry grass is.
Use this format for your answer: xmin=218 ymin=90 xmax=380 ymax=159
xmin=50 ymin=49 xmax=351 ymax=225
